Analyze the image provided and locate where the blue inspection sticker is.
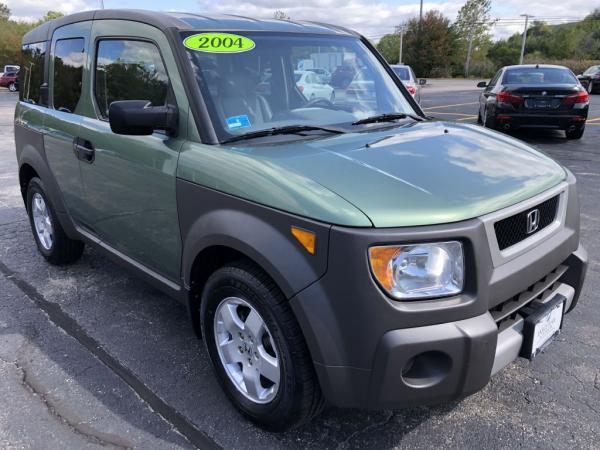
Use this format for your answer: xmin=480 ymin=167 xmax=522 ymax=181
xmin=226 ymin=115 xmax=251 ymax=130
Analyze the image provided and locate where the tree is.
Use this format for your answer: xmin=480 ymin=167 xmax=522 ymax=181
xmin=377 ymin=11 xmax=458 ymax=77
xmin=453 ymin=0 xmax=493 ymax=75
xmin=39 ymin=11 xmax=64 ymax=23
xmin=0 ymin=2 xmax=10 ymax=21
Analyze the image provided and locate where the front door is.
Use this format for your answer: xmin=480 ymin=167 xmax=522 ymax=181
xmin=76 ymin=20 xmax=188 ymax=282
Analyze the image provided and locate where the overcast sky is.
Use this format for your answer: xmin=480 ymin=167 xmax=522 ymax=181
xmin=5 ymin=0 xmax=597 ymax=41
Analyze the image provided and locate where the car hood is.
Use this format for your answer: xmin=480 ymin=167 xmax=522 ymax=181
xmin=230 ymin=121 xmax=566 ymax=227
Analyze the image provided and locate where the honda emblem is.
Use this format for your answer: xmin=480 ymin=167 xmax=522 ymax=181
xmin=526 ymin=209 xmax=540 ymax=234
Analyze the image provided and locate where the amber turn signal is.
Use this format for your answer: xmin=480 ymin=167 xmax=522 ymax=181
xmin=291 ymin=226 xmax=316 ymax=255
xmin=368 ymin=246 xmax=401 ymax=291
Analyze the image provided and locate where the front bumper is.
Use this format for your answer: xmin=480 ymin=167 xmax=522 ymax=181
xmin=290 ymin=175 xmax=587 ymax=409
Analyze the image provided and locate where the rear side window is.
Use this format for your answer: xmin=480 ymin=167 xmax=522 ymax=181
xmin=95 ymin=39 xmax=169 ymax=118
xmin=53 ymin=38 xmax=85 ymax=113
xmin=20 ymin=42 xmax=47 ymax=105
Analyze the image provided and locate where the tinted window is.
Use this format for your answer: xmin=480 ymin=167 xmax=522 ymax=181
xmin=503 ymin=67 xmax=577 ymax=85
xmin=393 ymin=67 xmax=410 ymax=80
xmin=53 ymin=38 xmax=85 ymax=113
xmin=583 ymin=66 xmax=599 ymax=75
xmin=95 ymin=40 xmax=168 ymax=118
xmin=20 ymin=42 xmax=47 ymax=105
xmin=489 ymin=70 xmax=502 ymax=87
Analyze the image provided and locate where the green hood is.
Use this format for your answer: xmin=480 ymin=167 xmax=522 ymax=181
xmin=179 ymin=121 xmax=566 ymax=228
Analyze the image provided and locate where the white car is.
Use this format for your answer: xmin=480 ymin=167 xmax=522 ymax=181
xmin=294 ymin=70 xmax=335 ymax=102
xmin=390 ymin=64 xmax=421 ymax=103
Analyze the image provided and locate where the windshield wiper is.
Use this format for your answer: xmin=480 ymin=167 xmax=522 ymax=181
xmin=352 ymin=112 xmax=424 ymax=126
xmin=221 ymin=124 xmax=345 ymax=144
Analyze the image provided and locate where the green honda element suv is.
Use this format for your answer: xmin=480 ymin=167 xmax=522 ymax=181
xmin=15 ymin=10 xmax=588 ymax=431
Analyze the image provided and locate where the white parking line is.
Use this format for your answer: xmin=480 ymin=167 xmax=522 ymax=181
xmin=423 ymin=101 xmax=479 ymax=110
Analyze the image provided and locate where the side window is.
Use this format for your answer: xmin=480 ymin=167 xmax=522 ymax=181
xmin=53 ymin=38 xmax=85 ymax=113
xmin=488 ymin=70 xmax=502 ymax=88
xmin=20 ymin=41 xmax=47 ymax=105
xmin=95 ymin=39 xmax=169 ymax=119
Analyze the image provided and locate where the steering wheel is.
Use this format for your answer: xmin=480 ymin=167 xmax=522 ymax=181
xmin=303 ymin=97 xmax=337 ymax=109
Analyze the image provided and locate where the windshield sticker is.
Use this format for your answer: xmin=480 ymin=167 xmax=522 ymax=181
xmin=226 ymin=115 xmax=251 ymax=130
xmin=183 ymin=33 xmax=255 ymax=53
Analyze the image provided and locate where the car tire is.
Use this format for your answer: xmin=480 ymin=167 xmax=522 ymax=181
xmin=26 ymin=177 xmax=84 ymax=265
xmin=8 ymin=83 xmax=17 ymax=92
xmin=587 ymin=81 xmax=593 ymax=94
xmin=482 ymin=106 xmax=495 ymax=130
xmin=330 ymin=91 xmax=335 ymax=102
xmin=565 ymin=126 xmax=585 ymax=140
xmin=200 ymin=260 xmax=324 ymax=431
xmin=477 ymin=110 xmax=483 ymax=124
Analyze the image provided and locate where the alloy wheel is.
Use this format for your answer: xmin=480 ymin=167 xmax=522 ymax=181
xmin=214 ymin=296 xmax=280 ymax=404
xmin=31 ymin=192 xmax=53 ymax=250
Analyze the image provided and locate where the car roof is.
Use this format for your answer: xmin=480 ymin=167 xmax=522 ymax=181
xmin=502 ymin=64 xmax=570 ymax=70
xmin=23 ymin=9 xmax=357 ymax=44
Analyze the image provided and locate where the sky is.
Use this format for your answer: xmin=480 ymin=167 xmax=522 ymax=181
xmin=5 ymin=0 xmax=598 ymax=41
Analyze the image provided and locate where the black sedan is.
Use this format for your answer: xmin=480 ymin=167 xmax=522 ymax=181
xmin=577 ymin=65 xmax=600 ymax=94
xmin=477 ymin=64 xmax=589 ymax=139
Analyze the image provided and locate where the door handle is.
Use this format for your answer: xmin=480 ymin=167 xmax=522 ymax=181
xmin=73 ymin=137 xmax=95 ymax=163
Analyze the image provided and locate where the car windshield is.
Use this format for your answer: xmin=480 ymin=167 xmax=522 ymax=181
xmin=182 ymin=31 xmax=415 ymax=141
xmin=392 ymin=67 xmax=410 ymax=80
xmin=503 ymin=67 xmax=577 ymax=85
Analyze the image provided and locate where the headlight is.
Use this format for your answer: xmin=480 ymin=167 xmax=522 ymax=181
xmin=368 ymin=241 xmax=464 ymax=300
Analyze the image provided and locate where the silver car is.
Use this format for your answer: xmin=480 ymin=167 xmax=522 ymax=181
xmin=391 ymin=64 xmax=421 ymax=103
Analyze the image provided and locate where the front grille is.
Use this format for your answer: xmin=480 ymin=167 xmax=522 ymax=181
xmin=494 ymin=195 xmax=559 ymax=250
xmin=490 ymin=264 xmax=567 ymax=329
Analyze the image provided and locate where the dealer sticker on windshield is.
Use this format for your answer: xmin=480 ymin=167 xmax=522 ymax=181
xmin=183 ymin=33 xmax=255 ymax=53
xmin=226 ymin=115 xmax=251 ymax=130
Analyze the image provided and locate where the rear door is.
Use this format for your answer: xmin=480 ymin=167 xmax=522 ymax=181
xmin=75 ymin=20 xmax=189 ymax=282
xmin=43 ymin=22 xmax=91 ymax=223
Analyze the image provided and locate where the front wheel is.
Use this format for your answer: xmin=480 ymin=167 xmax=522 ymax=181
xmin=26 ymin=177 xmax=84 ymax=264
xmin=8 ymin=83 xmax=17 ymax=92
xmin=200 ymin=261 xmax=324 ymax=431
xmin=587 ymin=81 xmax=594 ymax=94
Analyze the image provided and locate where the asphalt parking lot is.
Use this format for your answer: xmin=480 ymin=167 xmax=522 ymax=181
xmin=0 ymin=82 xmax=599 ymax=449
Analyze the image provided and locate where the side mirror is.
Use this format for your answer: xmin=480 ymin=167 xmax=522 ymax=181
xmin=418 ymin=78 xmax=427 ymax=86
xmin=477 ymin=81 xmax=487 ymax=88
xmin=108 ymin=100 xmax=178 ymax=136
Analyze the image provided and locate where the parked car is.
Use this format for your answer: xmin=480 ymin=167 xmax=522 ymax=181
xmin=330 ymin=64 xmax=356 ymax=88
xmin=1 ymin=64 xmax=19 ymax=76
xmin=17 ymin=11 xmax=587 ymax=432
xmin=477 ymin=64 xmax=589 ymax=139
xmin=577 ymin=65 xmax=600 ymax=94
xmin=294 ymin=70 xmax=334 ymax=101
xmin=306 ymin=67 xmax=331 ymax=84
xmin=0 ymin=71 xmax=19 ymax=92
xmin=345 ymin=69 xmax=376 ymax=106
xmin=390 ymin=64 xmax=421 ymax=103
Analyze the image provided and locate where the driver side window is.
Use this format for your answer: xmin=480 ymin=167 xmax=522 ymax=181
xmin=95 ymin=39 xmax=169 ymax=119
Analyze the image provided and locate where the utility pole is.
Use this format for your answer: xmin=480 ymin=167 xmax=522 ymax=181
xmin=464 ymin=28 xmax=474 ymax=77
xmin=519 ymin=14 xmax=531 ymax=65
xmin=419 ymin=0 xmax=423 ymax=24
xmin=99 ymin=0 xmax=105 ymax=9
xmin=395 ymin=25 xmax=406 ymax=64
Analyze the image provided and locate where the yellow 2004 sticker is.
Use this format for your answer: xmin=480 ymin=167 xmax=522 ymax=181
xmin=183 ymin=33 xmax=255 ymax=53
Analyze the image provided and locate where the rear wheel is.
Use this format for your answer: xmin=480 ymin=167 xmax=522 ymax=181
xmin=26 ymin=177 xmax=84 ymax=265
xmin=200 ymin=261 xmax=324 ymax=431
xmin=566 ymin=126 xmax=585 ymax=140
xmin=8 ymin=83 xmax=17 ymax=92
